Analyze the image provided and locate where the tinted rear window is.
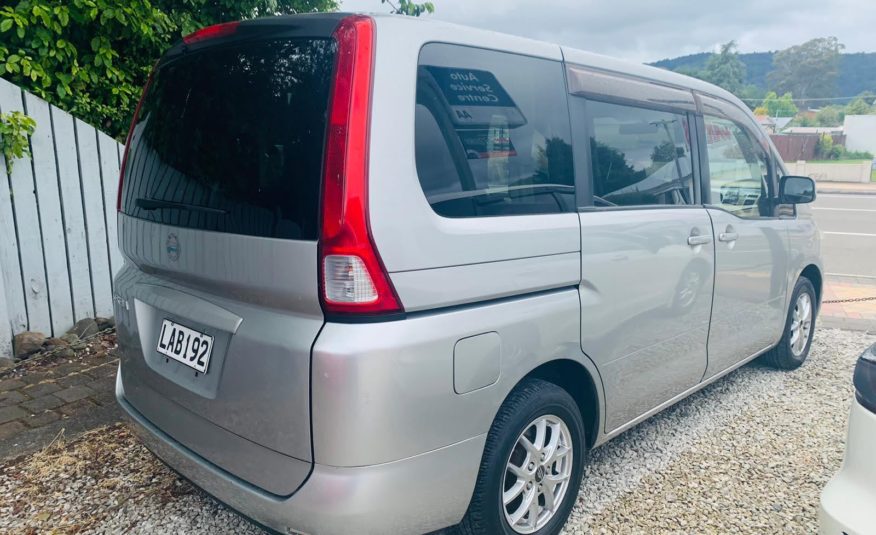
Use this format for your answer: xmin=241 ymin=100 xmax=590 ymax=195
xmin=120 ymin=38 xmax=336 ymax=240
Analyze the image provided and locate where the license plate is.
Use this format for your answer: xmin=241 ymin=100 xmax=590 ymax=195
xmin=156 ymin=319 xmax=214 ymax=373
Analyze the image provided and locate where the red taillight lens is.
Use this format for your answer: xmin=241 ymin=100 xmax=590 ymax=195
xmin=182 ymin=21 xmax=240 ymax=44
xmin=319 ymin=15 xmax=402 ymax=316
xmin=117 ymin=68 xmax=154 ymax=212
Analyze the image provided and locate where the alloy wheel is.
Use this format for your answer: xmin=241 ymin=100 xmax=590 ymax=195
xmin=502 ymin=415 xmax=574 ymax=534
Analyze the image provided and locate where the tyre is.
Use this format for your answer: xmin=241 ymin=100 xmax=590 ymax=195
xmin=761 ymin=276 xmax=817 ymax=370
xmin=457 ymin=378 xmax=585 ymax=535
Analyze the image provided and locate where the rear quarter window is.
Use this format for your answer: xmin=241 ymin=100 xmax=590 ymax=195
xmin=414 ymin=44 xmax=574 ymax=218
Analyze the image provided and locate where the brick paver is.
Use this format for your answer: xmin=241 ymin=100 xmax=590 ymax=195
xmin=0 ymin=331 xmax=120 ymax=459
xmin=821 ymin=275 xmax=876 ymax=330
xmin=55 ymin=385 xmax=95 ymax=403
xmin=0 ymin=405 xmax=28 ymax=424
xmin=21 ymin=395 xmax=65 ymax=413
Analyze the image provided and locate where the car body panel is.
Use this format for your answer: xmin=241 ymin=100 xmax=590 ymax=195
xmin=579 ymin=208 xmax=714 ymax=432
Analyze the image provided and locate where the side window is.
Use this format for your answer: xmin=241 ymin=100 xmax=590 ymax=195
xmin=704 ymin=116 xmax=772 ymax=218
xmin=585 ymin=100 xmax=694 ymax=207
xmin=414 ymin=44 xmax=574 ymax=218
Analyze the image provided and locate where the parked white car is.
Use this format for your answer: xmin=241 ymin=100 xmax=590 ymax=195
xmin=820 ymin=343 xmax=876 ymax=535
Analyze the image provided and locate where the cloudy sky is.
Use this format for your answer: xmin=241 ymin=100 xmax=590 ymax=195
xmin=340 ymin=0 xmax=875 ymax=63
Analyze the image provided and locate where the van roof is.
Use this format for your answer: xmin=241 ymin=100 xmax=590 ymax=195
xmin=225 ymin=12 xmax=748 ymax=113
xmin=359 ymin=12 xmax=748 ymax=112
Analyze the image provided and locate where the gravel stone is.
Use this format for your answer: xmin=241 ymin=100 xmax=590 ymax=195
xmin=0 ymin=328 xmax=871 ymax=534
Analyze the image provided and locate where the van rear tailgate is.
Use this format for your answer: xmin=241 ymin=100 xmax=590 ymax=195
xmin=115 ymin=217 xmax=322 ymax=492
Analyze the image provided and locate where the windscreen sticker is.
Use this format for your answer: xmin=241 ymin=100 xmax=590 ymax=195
xmin=423 ymin=66 xmax=527 ymax=128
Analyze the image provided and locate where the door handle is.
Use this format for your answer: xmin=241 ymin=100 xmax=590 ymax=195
xmin=687 ymin=234 xmax=712 ymax=246
xmin=718 ymin=232 xmax=739 ymax=243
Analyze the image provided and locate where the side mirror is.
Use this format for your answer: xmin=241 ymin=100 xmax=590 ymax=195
xmin=779 ymin=175 xmax=816 ymax=204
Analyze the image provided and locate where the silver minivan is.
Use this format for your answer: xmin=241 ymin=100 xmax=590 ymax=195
xmin=114 ymin=13 xmax=823 ymax=535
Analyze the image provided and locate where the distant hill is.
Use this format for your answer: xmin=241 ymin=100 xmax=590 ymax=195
xmin=651 ymin=52 xmax=876 ymax=98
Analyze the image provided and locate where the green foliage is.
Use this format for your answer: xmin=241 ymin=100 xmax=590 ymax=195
xmin=814 ymin=134 xmax=836 ymax=159
xmin=768 ymin=37 xmax=844 ymax=102
xmin=655 ymin=50 xmax=876 ymax=99
xmin=700 ymin=41 xmax=746 ymax=95
xmin=815 ymin=133 xmax=873 ymax=160
xmin=0 ymin=110 xmax=36 ymax=173
xmin=0 ymin=0 xmax=337 ymax=139
xmin=845 ymin=97 xmax=874 ymax=115
xmin=759 ymin=91 xmax=798 ymax=117
xmin=815 ymin=105 xmax=844 ymax=126
xmin=381 ymin=0 xmax=434 ymax=16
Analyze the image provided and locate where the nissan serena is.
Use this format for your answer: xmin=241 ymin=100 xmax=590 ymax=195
xmin=113 ymin=13 xmax=823 ymax=535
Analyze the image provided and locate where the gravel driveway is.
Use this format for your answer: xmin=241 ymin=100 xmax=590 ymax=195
xmin=1 ymin=328 xmax=871 ymax=534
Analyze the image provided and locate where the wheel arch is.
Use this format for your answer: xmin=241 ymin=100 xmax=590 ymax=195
xmin=800 ymin=264 xmax=823 ymax=310
xmin=516 ymin=359 xmax=601 ymax=449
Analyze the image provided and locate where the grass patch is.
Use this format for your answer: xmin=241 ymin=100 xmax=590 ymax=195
xmin=807 ymin=159 xmax=871 ymax=164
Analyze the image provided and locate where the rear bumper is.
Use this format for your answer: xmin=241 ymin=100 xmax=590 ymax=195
xmin=819 ymin=398 xmax=876 ymax=535
xmin=117 ymin=369 xmax=485 ymax=535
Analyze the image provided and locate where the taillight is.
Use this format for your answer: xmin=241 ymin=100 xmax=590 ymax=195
xmin=117 ymin=68 xmax=154 ymax=212
xmin=319 ymin=15 xmax=402 ymax=316
xmin=182 ymin=21 xmax=240 ymax=44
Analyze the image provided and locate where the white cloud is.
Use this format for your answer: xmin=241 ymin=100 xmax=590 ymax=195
xmin=340 ymin=0 xmax=875 ymax=63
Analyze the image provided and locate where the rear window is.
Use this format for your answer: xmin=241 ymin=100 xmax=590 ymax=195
xmin=414 ymin=44 xmax=575 ymax=218
xmin=120 ymin=38 xmax=337 ymax=240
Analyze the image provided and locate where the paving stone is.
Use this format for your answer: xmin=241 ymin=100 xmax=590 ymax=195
xmin=20 ymin=371 xmax=55 ymax=384
xmin=0 ymin=405 xmax=27 ymax=424
xmin=55 ymin=385 xmax=94 ymax=403
xmin=59 ymin=399 xmax=96 ymax=416
xmin=0 ymin=390 xmax=28 ymax=407
xmin=22 ymin=381 xmax=61 ymax=398
xmin=90 ymin=390 xmax=117 ymax=406
xmin=52 ymin=363 xmax=83 ymax=376
xmin=56 ymin=373 xmax=90 ymax=387
xmin=24 ymin=410 xmax=60 ymax=428
xmin=86 ymin=377 xmax=115 ymax=395
xmin=0 ymin=420 xmax=26 ymax=440
xmin=21 ymin=395 xmax=65 ymax=413
xmin=0 ymin=378 xmax=25 ymax=392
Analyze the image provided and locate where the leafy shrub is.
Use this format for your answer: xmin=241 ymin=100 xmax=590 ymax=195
xmin=0 ymin=110 xmax=36 ymax=173
xmin=0 ymin=0 xmax=339 ymax=139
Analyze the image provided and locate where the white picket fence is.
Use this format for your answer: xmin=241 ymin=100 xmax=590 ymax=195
xmin=0 ymin=77 xmax=124 ymax=356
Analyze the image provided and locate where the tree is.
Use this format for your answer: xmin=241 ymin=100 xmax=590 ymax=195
xmin=845 ymin=97 xmax=873 ymax=115
xmin=768 ymin=37 xmax=844 ymax=104
xmin=759 ymin=91 xmax=798 ymax=117
xmin=700 ymin=41 xmax=746 ymax=95
xmin=0 ymin=0 xmax=337 ymax=138
xmin=380 ymin=0 xmax=434 ymax=16
xmin=814 ymin=105 xmax=844 ymax=126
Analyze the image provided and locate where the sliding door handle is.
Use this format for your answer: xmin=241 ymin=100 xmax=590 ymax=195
xmin=687 ymin=234 xmax=712 ymax=246
xmin=718 ymin=232 xmax=739 ymax=243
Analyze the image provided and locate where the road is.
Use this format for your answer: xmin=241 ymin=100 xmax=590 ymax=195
xmin=811 ymin=192 xmax=876 ymax=279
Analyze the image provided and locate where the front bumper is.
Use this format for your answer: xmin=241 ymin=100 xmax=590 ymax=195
xmin=819 ymin=398 xmax=876 ymax=535
xmin=116 ymin=370 xmax=485 ymax=535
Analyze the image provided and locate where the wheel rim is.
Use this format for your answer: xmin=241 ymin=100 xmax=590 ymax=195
xmin=502 ymin=415 xmax=574 ymax=534
xmin=789 ymin=292 xmax=813 ymax=357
